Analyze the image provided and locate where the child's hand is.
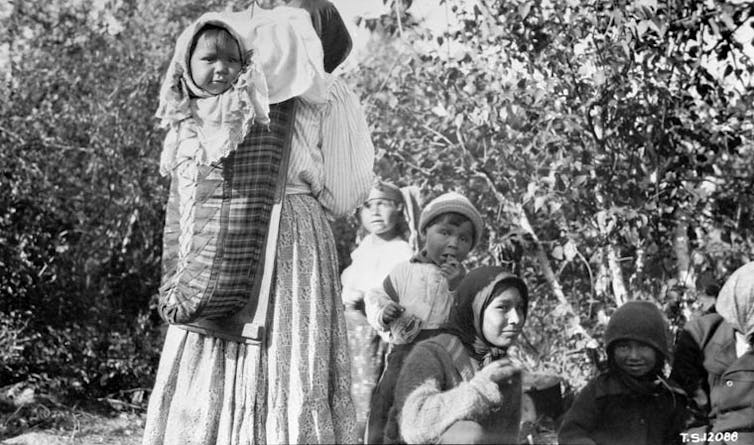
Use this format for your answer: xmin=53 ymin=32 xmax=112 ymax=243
xmin=439 ymin=256 xmax=463 ymax=290
xmin=381 ymin=302 xmax=405 ymax=325
xmin=475 ymin=357 xmax=522 ymax=386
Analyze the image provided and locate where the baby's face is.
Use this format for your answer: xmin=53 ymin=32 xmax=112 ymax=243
xmin=189 ymin=28 xmax=242 ymax=95
xmin=613 ymin=339 xmax=657 ymax=377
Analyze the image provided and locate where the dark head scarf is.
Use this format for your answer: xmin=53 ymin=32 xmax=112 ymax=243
xmin=299 ymin=0 xmax=352 ymax=72
xmin=448 ymin=266 xmax=529 ymax=365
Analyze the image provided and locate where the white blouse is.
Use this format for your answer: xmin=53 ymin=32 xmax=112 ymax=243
xmin=287 ymin=76 xmax=375 ymax=219
xmin=341 ymin=234 xmax=413 ymax=304
xmin=365 ymin=261 xmax=457 ymax=343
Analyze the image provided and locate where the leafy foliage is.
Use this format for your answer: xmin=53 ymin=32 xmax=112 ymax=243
xmin=0 ymin=1 xmax=753 ymax=441
xmin=352 ymin=0 xmax=754 ymax=390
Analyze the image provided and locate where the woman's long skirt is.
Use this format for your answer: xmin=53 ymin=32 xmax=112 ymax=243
xmin=142 ymin=195 xmax=357 ymax=445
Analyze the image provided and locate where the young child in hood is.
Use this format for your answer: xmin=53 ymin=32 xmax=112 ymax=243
xmin=364 ymin=191 xmax=484 ymax=444
xmin=671 ymin=261 xmax=754 ymax=445
xmin=558 ymin=301 xmax=688 ymax=445
xmin=392 ymin=266 xmax=529 ymax=444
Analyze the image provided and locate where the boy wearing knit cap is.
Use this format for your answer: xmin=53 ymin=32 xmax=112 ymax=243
xmin=558 ymin=301 xmax=688 ymax=445
xmin=364 ymin=191 xmax=484 ymax=444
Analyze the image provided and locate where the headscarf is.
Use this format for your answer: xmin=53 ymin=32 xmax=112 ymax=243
xmin=716 ymin=261 xmax=754 ymax=340
xmin=298 ymin=0 xmax=352 ymax=72
xmin=448 ymin=266 xmax=529 ymax=366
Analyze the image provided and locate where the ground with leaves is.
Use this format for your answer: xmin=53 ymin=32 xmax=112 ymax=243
xmin=0 ymin=410 xmax=143 ymax=445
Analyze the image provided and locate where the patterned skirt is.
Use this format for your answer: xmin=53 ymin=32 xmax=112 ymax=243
xmin=142 ymin=195 xmax=356 ymax=445
xmin=345 ymin=308 xmax=387 ymax=438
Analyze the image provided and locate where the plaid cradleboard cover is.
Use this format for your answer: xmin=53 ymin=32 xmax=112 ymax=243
xmin=158 ymin=100 xmax=295 ymax=342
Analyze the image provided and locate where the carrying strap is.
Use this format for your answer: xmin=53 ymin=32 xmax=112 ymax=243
xmin=175 ymin=100 xmax=297 ymax=345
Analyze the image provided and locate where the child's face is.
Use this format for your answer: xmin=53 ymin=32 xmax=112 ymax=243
xmin=613 ymin=339 xmax=657 ymax=377
xmin=481 ymin=287 xmax=524 ymax=348
xmin=189 ymin=29 xmax=242 ymax=95
xmin=360 ymin=199 xmax=400 ymax=236
xmin=423 ymin=216 xmax=474 ymax=265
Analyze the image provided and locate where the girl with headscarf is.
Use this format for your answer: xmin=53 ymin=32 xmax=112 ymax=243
xmin=386 ymin=266 xmax=529 ymax=444
xmin=671 ymin=261 xmax=754 ymax=445
xmin=144 ymin=4 xmax=373 ymax=444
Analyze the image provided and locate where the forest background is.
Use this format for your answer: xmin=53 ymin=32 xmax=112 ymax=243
xmin=1 ymin=0 xmax=753 ymax=442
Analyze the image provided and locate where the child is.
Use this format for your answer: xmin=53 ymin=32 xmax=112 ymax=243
xmin=364 ymin=191 xmax=484 ymax=444
xmin=341 ymin=181 xmax=418 ymax=437
xmin=670 ymin=261 xmax=754 ymax=445
xmin=392 ymin=266 xmax=529 ymax=444
xmin=558 ymin=301 xmax=688 ymax=445
xmin=144 ymin=6 xmax=374 ymax=445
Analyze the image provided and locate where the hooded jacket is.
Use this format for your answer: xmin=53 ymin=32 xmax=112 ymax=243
xmin=559 ymin=301 xmax=687 ymax=445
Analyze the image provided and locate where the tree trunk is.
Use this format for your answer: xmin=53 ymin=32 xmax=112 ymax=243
xmin=476 ymin=171 xmax=596 ymax=344
xmin=518 ymin=206 xmax=595 ymax=342
xmin=674 ymin=216 xmax=695 ymax=289
xmin=606 ymin=243 xmax=627 ymax=306
xmin=595 ymin=210 xmax=628 ymax=306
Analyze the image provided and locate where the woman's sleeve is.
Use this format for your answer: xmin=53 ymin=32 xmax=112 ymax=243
xmin=317 ymin=78 xmax=375 ymax=219
xmin=397 ymin=344 xmax=503 ymax=444
xmin=557 ymin=381 xmax=598 ymax=445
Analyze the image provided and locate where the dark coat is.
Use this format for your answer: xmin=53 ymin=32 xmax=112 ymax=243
xmin=558 ymin=371 xmax=687 ymax=445
xmin=671 ymin=313 xmax=754 ymax=444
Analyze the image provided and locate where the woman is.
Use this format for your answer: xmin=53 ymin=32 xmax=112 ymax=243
xmin=143 ymin=4 xmax=373 ymax=444
xmin=671 ymin=261 xmax=754 ymax=445
xmin=389 ymin=266 xmax=529 ymax=444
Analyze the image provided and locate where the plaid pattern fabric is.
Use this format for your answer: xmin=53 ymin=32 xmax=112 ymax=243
xmin=159 ymin=99 xmax=296 ymax=324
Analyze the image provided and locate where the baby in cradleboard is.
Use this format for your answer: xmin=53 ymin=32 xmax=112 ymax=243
xmin=364 ymin=191 xmax=484 ymax=444
xmin=392 ymin=266 xmax=529 ymax=444
xmin=558 ymin=301 xmax=688 ymax=445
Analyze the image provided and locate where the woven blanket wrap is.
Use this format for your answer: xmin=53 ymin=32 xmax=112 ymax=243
xmin=159 ymin=99 xmax=295 ymax=324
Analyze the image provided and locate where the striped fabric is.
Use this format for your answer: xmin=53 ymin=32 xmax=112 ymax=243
xmin=288 ymin=77 xmax=375 ymax=218
xmin=159 ymin=99 xmax=296 ymax=325
xmin=425 ymin=334 xmax=477 ymax=381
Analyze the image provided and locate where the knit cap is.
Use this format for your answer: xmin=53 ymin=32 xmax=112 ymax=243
xmin=604 ymin=301 xmax=670 ymax=359
xmin=418 ymin=192 xmax=484 ymax=248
